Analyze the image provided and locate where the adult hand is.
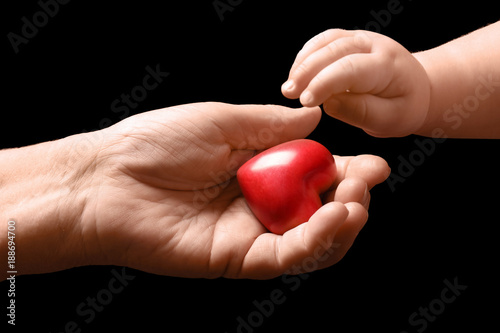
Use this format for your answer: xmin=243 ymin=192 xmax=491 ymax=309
xmin=82 ymin=102 xmax=389 ymax=278
xmin=1 ymin=102 xmax=389 ymax=280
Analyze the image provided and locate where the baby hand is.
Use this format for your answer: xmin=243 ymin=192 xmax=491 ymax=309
xmin=282 ymin=29 xmax=431 ymax=137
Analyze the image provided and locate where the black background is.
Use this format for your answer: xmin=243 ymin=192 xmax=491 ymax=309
xmin=2 ymin=0 xmax=499 ymax=332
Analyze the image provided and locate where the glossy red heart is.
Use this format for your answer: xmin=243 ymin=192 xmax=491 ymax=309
xmin=237 ymin=139 xmax=336 ymax=234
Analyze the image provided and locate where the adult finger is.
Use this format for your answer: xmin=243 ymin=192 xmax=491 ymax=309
xmin=238 ymin=201 xmax=349 ymax=279
xmin=333 ymin=155 xmax=391 ymax=190
xmin=212 ymin=103 xmax=323 ymax=151
xmin=324 ymin=177 xmax=370 ymax=210
xmin=310 ymin=202 xmax=368 ymax=271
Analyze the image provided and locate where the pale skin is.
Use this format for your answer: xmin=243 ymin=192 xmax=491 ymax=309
xmin=0 ymin=103 xmax=390 ymax=280
xmin=282 ymin=21 xmax=500 ymax=138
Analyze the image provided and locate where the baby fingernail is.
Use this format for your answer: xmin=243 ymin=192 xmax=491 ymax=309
xmin=362 ymin=186 xmax=370 ymax=207
xmin=282 ymin=80 xmax=294 ymax=92
xmin=300 ymin=90 xmax=314 ymax=105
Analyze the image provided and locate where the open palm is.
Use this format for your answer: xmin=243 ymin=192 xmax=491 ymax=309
xmin=83 ymin=102 xmax=389 ymax=279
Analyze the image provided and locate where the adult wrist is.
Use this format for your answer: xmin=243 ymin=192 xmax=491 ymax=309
xmin=0 ymin=133 xmax=102 ymax=277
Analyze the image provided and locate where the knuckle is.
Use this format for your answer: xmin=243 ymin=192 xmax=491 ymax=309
xmin=325 ymin=39 xmax=346 ymax=58
xmin=352 ymin=31 xmax=373 ymax=50
xmin=310 ymin=72 xmax=330 ymax=95
xmin=323 ymin=28 xmax=346 ymax=40
xmin=304 ymin=33 xmax=324 ymax=49
xmin=353 ymin=97 xmax=369 ymax=125
xmin=307 ymin=28 xmax=345 ymax=47
xmin=294 ymin=60 xmax=311 ymax=77
xmin=338 ymin=55 xmax=357 ymax=75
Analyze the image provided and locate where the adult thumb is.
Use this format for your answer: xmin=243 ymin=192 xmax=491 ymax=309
xmin=219 ymin=103 xmax=322 ymax=151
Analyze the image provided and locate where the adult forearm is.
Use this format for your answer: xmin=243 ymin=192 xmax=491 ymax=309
xmin=0 ymin=135 xmax=98 ymax=279
xmin=414 ymin=20 xmax=500 ymax=138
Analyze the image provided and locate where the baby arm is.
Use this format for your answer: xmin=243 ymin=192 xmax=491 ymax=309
xmin=414 ymin=20 xmax=500 ymax=138
xmin=283 ymin=21 xmax=500 ymax=138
